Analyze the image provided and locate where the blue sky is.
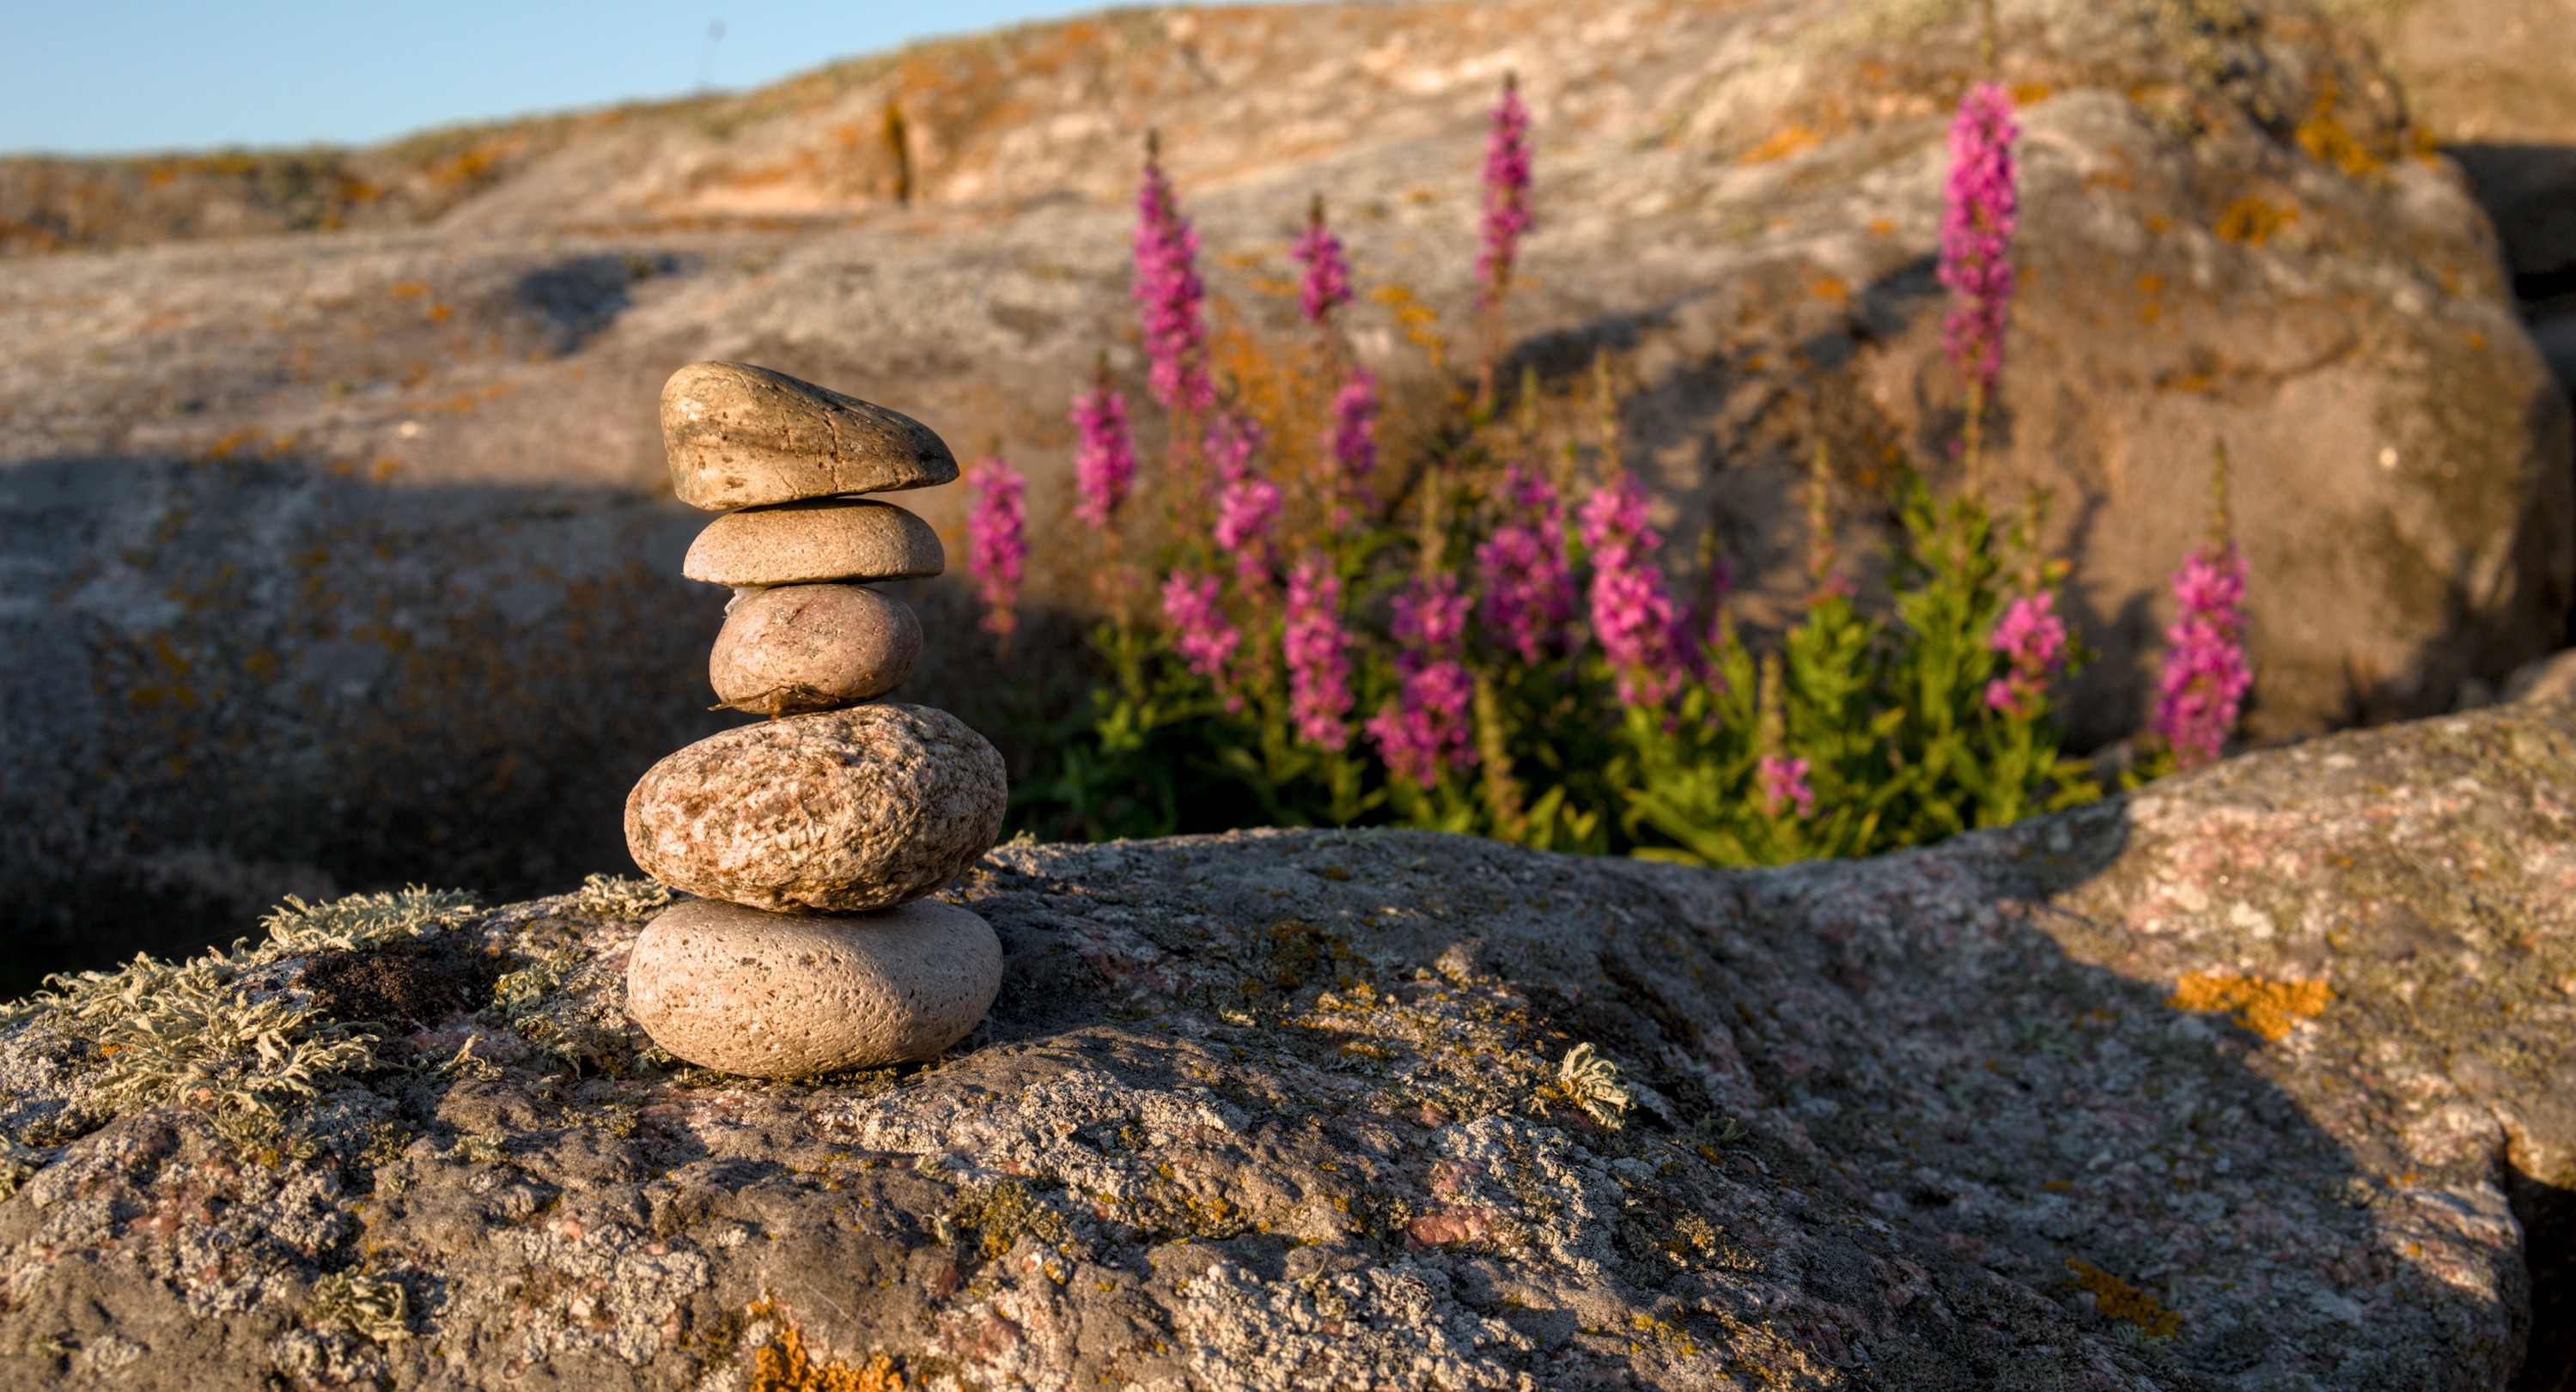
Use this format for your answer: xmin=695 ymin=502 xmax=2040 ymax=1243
xmin=2 ymin=3 xmax=1146 ymax=156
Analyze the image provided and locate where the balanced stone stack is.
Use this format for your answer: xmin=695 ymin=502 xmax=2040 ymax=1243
xmin=620 ymin=362 xmax=1008 ymax=1079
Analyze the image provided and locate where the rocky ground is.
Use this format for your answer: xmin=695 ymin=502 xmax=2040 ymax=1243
xmin=3 ymin=0 xmax=2571 ymax=975
xmin=0 ymin=701 xmax=2567 ymax=1389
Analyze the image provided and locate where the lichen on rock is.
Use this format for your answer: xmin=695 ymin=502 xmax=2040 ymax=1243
xmin=0 ymin=707 xmax=2569 ymax=1386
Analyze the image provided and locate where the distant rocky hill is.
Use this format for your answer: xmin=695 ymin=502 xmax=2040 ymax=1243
xmin=1 ymin=0 xmax=2569 ymax=974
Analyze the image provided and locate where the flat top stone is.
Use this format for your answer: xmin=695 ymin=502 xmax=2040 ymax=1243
xmin=683 ymin=497 xmax=944 ymax=587
xmin=661 ymin=361 xmax=958 ymax=511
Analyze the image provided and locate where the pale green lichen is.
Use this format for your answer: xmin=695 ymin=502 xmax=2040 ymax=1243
xmin=1556 ymin=1044 xmax=1633 ymax=1128
xmin=261 ymin=886 xmax=482 ymax=954
xmin=569 ymin=873 xmax=673 ymax=920
xmin=308 ymin=1270 xmax=410 ymax=1344
xmin=492 ymin=950 xmax=582 ymax=1022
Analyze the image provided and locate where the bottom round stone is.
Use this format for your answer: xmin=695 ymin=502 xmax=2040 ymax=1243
xmin=625 ymin=897 xmax=1001 ymax=1077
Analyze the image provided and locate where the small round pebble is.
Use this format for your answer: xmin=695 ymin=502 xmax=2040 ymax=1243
xmin=709 ymin=583 xmax=921 ymax=716
xmin=626 ymin=897 xmax=1001 ymax=1077
xmin=684 ymin=498 xmax=943 ymax=587
xmin=624 ymin=702 xmax=1006 ymax=913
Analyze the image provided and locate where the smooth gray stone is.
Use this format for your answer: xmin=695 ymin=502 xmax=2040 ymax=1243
xmin=683 ymin=497 xmax=944 ymax=587
xmin=625 ymin=897 xmax=1002 ymax=1077
xmin=661 ymin=361 xmax=957 ymax=510
xmin=708 ymin=583 xmax=921 ymax=717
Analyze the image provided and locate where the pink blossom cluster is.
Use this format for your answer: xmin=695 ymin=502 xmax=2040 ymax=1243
xmin=965 ymin=457 xmax=1027 ymax=638
xmin=1327 ymin=371 xmax=1379 ymax=491
xmin=1983 ymin=589 xmax=2067 ymax=717
xmin=1209 ymin=414 xmax=1281 ymax=581
xmin=1160 ymin=570 xmax=1239 ymax=689
xmin=1939 ymin=82 xmax=2019 ymax=398
xmin=1476 ymin=464 xmax=1573 ymax=665
xmin=1070 ymin=382 xmax=1136 ymax=529
xmin=1367 ymin=574 xmax=1478 ymax=787
xmin=1757 ymin=754 xmax=1816 ymax=820
xmin=1283 ymin=556 xmax=1354 ymax=749
xmin=2154 ymin=544 xmax=2251 ymax=769
xmin=1135 ymin=149 xmax=1214 ymax=412
xmin=1477 ymin=77 xmax=1533 ymax=311
xmin=1579 ymin=480 xmax=1687 ymax=706
xmin=1293 ymin=199 xmax=1354 ymax=327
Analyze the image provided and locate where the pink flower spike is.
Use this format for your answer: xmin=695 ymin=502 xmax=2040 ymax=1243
xmin=1367 ymin=573 xmax=1478 ymax=787
xmin=1757 ymin=754 xmax=1816 ymax=820
xmin=1984 ymin=589 xmax=2067 ymax=718
xmin=1477 ymin=75 xmax=1534 ymax=312
xmin=1293 ymin=196 xmax=1354 ymax=327
xmin=2153 ymin=544 xmax=2251 ymax=769
xmin=1327 ymin=370 xmax=1379 ymax=484
xmin=1160 ymin=569 xmax=1240 ymax=683
xmin=1069 ymin=380 xmax=1136 ymax=529
xmin=1579 ymin=479 xmax=1687 ymax=706
xmin=1134 ymin=142 xmax=1215 ymax=413
xmin=965 ymin=457 xmax=1027 ymax=638
xmin=1283 ymin=555 xmax=1354 ymax=750
xmin=1476 ymin=464 xmax=1572 ymax=665
xmin=1940 ymin=82 xmax=2019 ymax=399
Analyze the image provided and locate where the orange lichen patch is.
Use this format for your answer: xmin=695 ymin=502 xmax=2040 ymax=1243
xmin=2294 ymin=82 xmax=2382 ymax=179
xmin=1739 ymin=124 xmax=1822 ymax=165
xmin=748 ymin=1320 xmax=903 ymax=1392
xmin=2067 ymin=1260 xmax=2182 ymax=1339
xmin=2009 ymin=82 xmax=2053 ymax=106
xmin=390 ymin=281 xmax=431 ymax=299
xmin=2168 ymin=972 xmax=2332 ymax=1042
xmin=1806 ymin=273 xmax=1849 ymax=305
xmin=2214 ymin=196 xmax=2291 ymax=246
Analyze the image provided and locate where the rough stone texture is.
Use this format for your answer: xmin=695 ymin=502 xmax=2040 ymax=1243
xmin=706 ymin=582 xmax=923 ymax=716
xmin=683 ymin=496 xmax=944 ymax=587
xmin=3 ymin=0 xmax=2570 ymax=970
xmin=0 ymin=703 xmax=2567 ymax=1387
xmin=661 ymin=361 xmax=957 ymax=510
xmin=626 ymin=897 xmax=1002 ymax=1077
xmin=625 ymin=702 xmax=1006 ymax=914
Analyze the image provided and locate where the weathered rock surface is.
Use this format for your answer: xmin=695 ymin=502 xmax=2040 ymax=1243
xmin=683 ymin=496 xmax=944 ymax=587
xmin=0 ymin=704 xmax=2567 ymax=1387
xmin=4 ymin=0 xmax=2571 ymax=972
xmin=625 ymin=702 xmax=1006 ymax=913
xmin=706 ymin=582 xmax=923 ymax=716
xmin=626 ymin=897 xmax=1002 ymax=1076
xmin=661 ymin=362 xmax=957 ymax=511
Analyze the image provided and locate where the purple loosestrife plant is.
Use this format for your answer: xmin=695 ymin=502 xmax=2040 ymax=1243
xmin=1476 ymin=463 xmax=1573 ymax=665
xmin=1283 ymin=554 xmax=1354 ymax=750
xmin=1208 ymin=413 xmax=1281 ymax=582
xmin=1476 ymin=74 xmax=1533 ymax=400
xmin=1579 ymin=479 xmax=1686 ymax=707
xmin=1940 ymin=81 xmax=2018 ymax=475
xmin=1293 ymin=195 xmax=1355 ymax=329
xmin=965 ymin=457 xmax=1027 ymax=640
xmin=1134 ymin=138 xmax=1215 ymax=414
xmin=1070 ymin=368 xmax=1137 ymax=530
xmin=2154 ymin=545 xmax=2251 ymax=769
xmin=1757 ymin=755 xmax=1817 ymax=820
xmin=1160 ymin=570 xmax=1240 ymax=690
xmin=1984 ymin=589 xmax=2067 ymax=717
xmin=1367 ymin=574 xmax=1478 ymax=788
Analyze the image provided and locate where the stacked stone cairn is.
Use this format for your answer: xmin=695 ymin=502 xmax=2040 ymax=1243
xmin=621 ymin=362 xmax=1008 ymax=1079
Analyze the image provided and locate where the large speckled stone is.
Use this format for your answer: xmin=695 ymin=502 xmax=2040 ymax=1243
xmin=625 ymin=897 xmax=1002 ymax=1076
xmin=709 ymin=584 xmax=922 ymax=717
xmin=683 ymin=498 xmax=944 ymax=587
xmin=624 ymin=703 xmax=1005 ymax=913
xmin=661 ymin=362 xmax=958 ymax=510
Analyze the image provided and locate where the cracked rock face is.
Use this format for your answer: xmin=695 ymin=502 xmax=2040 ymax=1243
xmin=624 ymin=702 xmax=1006 ymax=913
xmin=0 ymin=703 xmax=2567 ymax=1388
